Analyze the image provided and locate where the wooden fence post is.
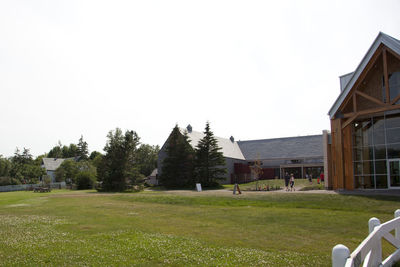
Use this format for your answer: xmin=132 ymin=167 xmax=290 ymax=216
xmin=368 ymin=217 xmax=381 ymax=266
xmin=395 ymin=209 xmax=400 ymax=240
xmin=332 ymin=244 xmax=350 ymax=267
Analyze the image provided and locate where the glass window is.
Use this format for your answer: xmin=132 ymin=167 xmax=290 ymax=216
xmin=373 ymin=116 xmax=385 ymax=131
xmin=353 ymin=148 xmax=362 ymax=161
xmin=354 ymin=162 xmax=363 ymax=175
xmin=362 ymin=161 xmax=374 ymax=175
xmin=376 ymin=175 xmax=388 ymax=188
xmin=387 ymin=144 xmax=400 ymax=159
xmin=355 ymin=176 xmax=374 ymax=189
xmin=389 ymin=72 xmax=400 ymax=103
xmin=353 ymin=133 xmax=363 ymax=148
xmin=373 ymin=130 xmax=385 ymax=145
xmin=361 ymin=147 xmax=374 ymax=161
xmin=386 ymin=128 xmax=400 ymax=144
xmin=386 ymin=112 xmax=400 ymax=129
xmin=374 ymin=160 xmax=387 ymax=174
xmin=374 ymin=145 xmax=386 ymax=159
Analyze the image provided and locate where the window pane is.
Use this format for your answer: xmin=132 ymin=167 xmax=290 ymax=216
xmin=354 ymin=162 xmax=363 ymax=175
xmin=373 ymin=116 xmax=385 ymax=131
xmin=387 ymin=144 xmax=400 ymax=159
xmin=376 ymin=175 xmax=388 ymax=189
xmin=353 ymin=133 xmax=363 ymax=148
xmin=353 ymin=148 xmax=362 ymax=161
xmin=389 ymin=72 xmax=400 ymax=103
xmin=355 ymin=176 xmax=374 ymax=189
xmin=362 ymin=161 xmax=374 ymax=175
xmin=362 ymin=121 xmax=373 ymax=147
xmin=386 ymin=128 xmax=400 ymax=144
xmin=362 ymin=147 xmax=374 ymax=161
xmin=385 ymin=113 xmax=400 ymax=129
xmin=374 ymin=145 xmax=386 ymax=159
xmin=373 ymin=130 xmax=385 ymax=145
xmin=375 ymin=160 xmax=387 ymax=174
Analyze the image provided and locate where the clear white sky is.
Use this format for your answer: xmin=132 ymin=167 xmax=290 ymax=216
xmin=1 ymin=0 xmax=400 ymax=157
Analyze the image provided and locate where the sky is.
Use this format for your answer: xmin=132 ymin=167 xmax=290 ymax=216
xmin=1 ymin=0 xmax=400 ymax=157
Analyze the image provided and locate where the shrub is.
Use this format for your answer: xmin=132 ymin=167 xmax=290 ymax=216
xmin=42 ymin=175 xmax=52 ymax=186
xmin=76 ymin=171 xmax=96 ymax=190
xmin=0 ymin=177 xmax=21 ymax=186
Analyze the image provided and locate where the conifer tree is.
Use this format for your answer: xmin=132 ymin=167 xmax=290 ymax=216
xmin=77 ymin=135 xmax=89 ymax=160
xmin=160 ymin=125 xmax=194 ymax=188
xmin=194 ymin=122 xmax=226 ymax=186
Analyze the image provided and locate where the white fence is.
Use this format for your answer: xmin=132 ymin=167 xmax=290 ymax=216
xmin=333 ymin=209 xmax=400 ymax=267
xmin=0 ymin=182 xmax=66 ymax=192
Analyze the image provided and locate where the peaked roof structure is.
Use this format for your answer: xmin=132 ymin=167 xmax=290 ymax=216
xmin=328 ymin=32 xmax=400 ymax=118
xmin=42 ymin=158 xmax=67 ymax=171
xmin=237 ymin=135 xmax=323 ymax=160
xmin=179 ymin=128 xmax=245 ymax=160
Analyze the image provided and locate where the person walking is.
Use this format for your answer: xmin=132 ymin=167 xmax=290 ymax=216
xmin=284 ymin=172 xmax=290 ymax=191
xmin=290 ymin=173 xmax=295 ymax=191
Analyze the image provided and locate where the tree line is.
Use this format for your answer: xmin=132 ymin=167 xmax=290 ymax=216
xmin=160 ymin=122 xmax=227 ymax=188
xmin=0 ymin=130 xmax=159 ymax=191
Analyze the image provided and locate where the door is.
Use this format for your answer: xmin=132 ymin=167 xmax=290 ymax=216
xmin=388 ymin=159 xmax=400 ymax=188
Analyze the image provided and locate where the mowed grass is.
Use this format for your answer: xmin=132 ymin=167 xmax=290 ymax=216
xmin=222 ymin=178 xmax=322 ymax=190
xmin=0 ymin=190 xmax=399 ymax=266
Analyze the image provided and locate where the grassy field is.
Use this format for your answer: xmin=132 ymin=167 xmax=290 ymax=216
xmin=0 ymin=189 xmax=399 ymax=266
xmin=222 ymin=178 xmax=323 ymax=190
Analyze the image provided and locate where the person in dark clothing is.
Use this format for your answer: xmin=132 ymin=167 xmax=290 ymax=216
xmin=284 ymin=172 xmax=290 ymax=191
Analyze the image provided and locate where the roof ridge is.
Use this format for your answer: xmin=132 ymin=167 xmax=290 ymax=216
xmin=238 ymin=134 xmax=323 ymax=143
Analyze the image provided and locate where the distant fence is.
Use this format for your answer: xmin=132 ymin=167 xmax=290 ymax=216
xmin=0 ymin=182 xmax=66 ymax=192
xmin=333 ymin=209 xmax=400 ymax=267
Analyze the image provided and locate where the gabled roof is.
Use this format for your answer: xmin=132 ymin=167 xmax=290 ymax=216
xmin=179 ymin=128 xmax=245 ymax=160
xmin=149 ymin=168 xmax=157 ymax=177
xmin=328 ymin=32 xmax=400 ymax=119
xmin=237 ymin=135 xmax=323 ymax=160
xmin=42 ymin=158 xmax=67 ymax=171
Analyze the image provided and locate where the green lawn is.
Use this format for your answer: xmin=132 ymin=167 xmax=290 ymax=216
xmin=223 ymin=178 xmax=322 ymax=190
xmin=0 ymin=189 xmax=399 ymax=266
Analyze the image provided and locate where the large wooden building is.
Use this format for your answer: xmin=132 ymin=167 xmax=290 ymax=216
xmin=328 ymin=32 xmax=400 ymax=190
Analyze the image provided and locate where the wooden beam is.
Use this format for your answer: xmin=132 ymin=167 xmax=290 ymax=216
xmin=391 ymin=94 xmax=400 ymax=105
xmin=338 ymin=45 xmax=384 ymax=112
xmin=352 ymin=93 xmax=357 ymax=112
xmin=342 ymin=112 xmax=356 ymax=119
xmin=342 ymin=114 xmax=358 ymax=129
xmin=342 ymin=103 xmax=400 ymax=121
xmin=383 ymin=48 xmax=390 ymax=103
xmin=355 ymin=90 xmax=385 ymax=106
xmin=386 ymin=46 xmax=400 ymax=62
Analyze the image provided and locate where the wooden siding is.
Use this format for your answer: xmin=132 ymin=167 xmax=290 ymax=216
xmin=330 ymin=118 xmax=344 ymax=189
xmin=342 ymin=124 xmax=354 ymax=190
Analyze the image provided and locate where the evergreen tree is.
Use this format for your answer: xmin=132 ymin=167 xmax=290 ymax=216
xmin=77 ymin=135 xmax=89 ymax=160
xmin=99 ymin=128 xmax=141 ymax=191
xmin=160 ymin=125 xmax=194 ymax=188
xmin=194 ymin=122 xmax=226 ymax=186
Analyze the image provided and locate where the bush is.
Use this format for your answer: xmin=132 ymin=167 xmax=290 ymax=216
xmin=0 ymin=177 xmax=21 ymax=186
xmin=42 ymin=175 xmax=52 ymax=186
xmin=76 ymin=171 xmax=96 ymax=190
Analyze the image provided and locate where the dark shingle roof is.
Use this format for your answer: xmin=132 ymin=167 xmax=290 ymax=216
xmin=237 ymin=135 xmax=323 ymax=160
